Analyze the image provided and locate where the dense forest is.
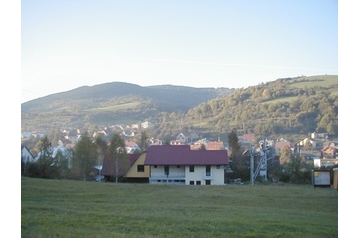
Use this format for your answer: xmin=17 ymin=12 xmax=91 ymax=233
xmin=21 ymin=75 xmax=338 ymax=144
xmin=149 ymin=75 xmax=338 ymax=142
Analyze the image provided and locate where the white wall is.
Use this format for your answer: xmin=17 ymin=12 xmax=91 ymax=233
xmin=185 ymin=165 xmax=226 ymax=185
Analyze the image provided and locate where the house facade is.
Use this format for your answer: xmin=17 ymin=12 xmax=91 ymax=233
xmin=144 ymin=145 xmax=229 ymax=185
xmin=21 ymin=146 xmax=35 ymax=164
xmin=124 ymin=153 xmax=150 ymax=183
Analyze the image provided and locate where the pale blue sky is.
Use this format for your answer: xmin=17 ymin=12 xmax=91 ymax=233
xmin=21 ymin=0 xmax=338 ymax=103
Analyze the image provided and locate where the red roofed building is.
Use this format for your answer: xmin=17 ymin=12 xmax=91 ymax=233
xmin=206 ymin=141 xmax=225 ymax=150
xmin=144 ymin=145 xmax=229 ymax=185
xmin=239 ymin=134 xmax=255 ymax=144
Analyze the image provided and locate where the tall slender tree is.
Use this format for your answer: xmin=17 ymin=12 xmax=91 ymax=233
xmin=72 ymin=132 xmax=97 ymax=181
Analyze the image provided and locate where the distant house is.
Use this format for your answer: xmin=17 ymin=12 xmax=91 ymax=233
xmin=206 ymin=141 xmax=225 ymax=150
xmin=190 ymin=138 xmax=209 ymax=150
xmin=296 ymin=137 xmax=317 ymax=149
xmin=239 ymin=134 xmax=255 ymax=145
xmin=21 ymin=146 xmax=35 ymax=165
xmin=170 ymin=140 xmax=185 ymax=145
xmin=275 ymin=141 xmax=292 ymax=154
xmin=125 ymin=141 xmax=140 ymax=154
xmin=314 ymin=158 xmax=338 ymax=168
xmin=148 ymin=138 xmax=163 ymax=147
xmin=321 ymin=145 xmax=337 ymax=158
xmin=144 ymin=145 xmax=229 ymax=185
xmin=311 ymin=132 xmax=329 ymax=141
xmin=299 ymin=150 xmax=321 ymax=161
xmin=176 ymin=131 xmax=201 ymax=144
xmin=141 ymin=121 xmax=154 ymax=129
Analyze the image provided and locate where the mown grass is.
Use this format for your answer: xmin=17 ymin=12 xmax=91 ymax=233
xmin=21 ymin=177 xmax=338 ymax=238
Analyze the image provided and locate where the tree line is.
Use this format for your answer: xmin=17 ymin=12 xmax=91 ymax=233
xmin=22 ymin=132 xmax=133 ymax=182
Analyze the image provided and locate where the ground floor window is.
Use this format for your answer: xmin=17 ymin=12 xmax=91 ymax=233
xmin=196 ymin=181 xmax=201 ymax=185
xmin=190 ymin=181 xmax=194 ymax=185
xmin=205 ymin=180 xmax=211 ymax=185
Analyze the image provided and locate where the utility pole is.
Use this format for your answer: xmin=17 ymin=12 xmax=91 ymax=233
xmin=115 ymin=147 xmax=123 ymax=183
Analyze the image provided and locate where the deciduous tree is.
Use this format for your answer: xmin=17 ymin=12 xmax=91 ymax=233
xmin=72 ymin=132 xmax=97 ymax=181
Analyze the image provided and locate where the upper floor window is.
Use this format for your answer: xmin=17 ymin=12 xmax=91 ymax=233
xmin=137 ymin=165 xmax=144 ymax=172
xmin=189 ymin=165 xmax=194 ymax=172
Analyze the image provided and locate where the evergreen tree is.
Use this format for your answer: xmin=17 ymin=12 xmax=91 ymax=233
xmin=228 ymin=129 xmax=240 ymax=158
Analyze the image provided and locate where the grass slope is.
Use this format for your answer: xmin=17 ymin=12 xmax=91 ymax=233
xmin=21 ymin=177 xmax=338 ymax=238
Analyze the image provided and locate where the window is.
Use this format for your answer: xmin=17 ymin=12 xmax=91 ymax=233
xmin=154 ymin=165 xmax=157 ymax=168
xmin=137 ymin=165 xmax=144 ymax=172
xmin=189 ymin=165 xmax=194 ymax=172
xmin=196 ymin=181 xmax=201 ymax=185
xmin=177 ymin=165 xmax=181 ymax=168
xmin=190 ymin=181 xmax=194 ymax=185
xmin=205 ymin=180 xmax=211 ymax=185
xmin=216 ymin=165 xmax=220 ymax=169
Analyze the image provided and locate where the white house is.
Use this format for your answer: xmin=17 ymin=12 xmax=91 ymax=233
xmin=21 ymin=146 xmax=35 ymax=164
xmin=144 ymin=145 xmax=229 ymax=185
xmin=141 ymin=121 xmax=154 ymax=129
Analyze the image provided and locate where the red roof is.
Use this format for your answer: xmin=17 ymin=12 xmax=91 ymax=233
xmin=102 ymin=154 xmax=132 ymax=177
xmin=206 ymin=141 xmax=224 ymax=150
xmin=275 ymin=141 xmax=291 ymax=149
xmin=129 ymin=154 xmax=140 ymax=166
xmin=242 ymin=134 xmax=255 ymax=140
xmin=144 ymin=145 xmax=228 ymax=165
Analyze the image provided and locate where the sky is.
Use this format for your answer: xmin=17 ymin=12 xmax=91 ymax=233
xmin=20 ymin=0 xmax=339 ymax=103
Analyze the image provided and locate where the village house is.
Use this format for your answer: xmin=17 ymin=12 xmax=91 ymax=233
xmin=144 ymin=145 xmax=229 ymax=185
xmin=206 ymin=141 xmax=225 ymax=150
xmin=275 ymin=141 xmax=292 ymax=154
xmin=21 ymin=146 xmax=35 ymax=165
xmin=238 ymin=134 xmax=255 ymax=145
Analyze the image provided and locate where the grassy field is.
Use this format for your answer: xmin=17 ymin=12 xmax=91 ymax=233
xmin=21 ymin=177 xmax=338 ymax=238
xmin=82 ymin=102 xmax=142 ymax=114
xmin=287 ymin=75 xmax=338 ymax=89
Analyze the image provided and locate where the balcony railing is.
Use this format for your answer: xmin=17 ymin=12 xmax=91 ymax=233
xmin=203 ymin=171 xmax=214 ymax=180
xmin=150 ymin=172 xmax=185 ymax=179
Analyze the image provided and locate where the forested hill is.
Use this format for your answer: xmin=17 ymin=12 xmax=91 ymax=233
xmin=21 ymin=75 xmax=338 ymax=142
xmin=150 ymin=75 xmax=338 ymax=141
xmin=21 ymin=82 xmax=234 ymax=130
xmin=22 ymin=82 xmax=234 ymax=112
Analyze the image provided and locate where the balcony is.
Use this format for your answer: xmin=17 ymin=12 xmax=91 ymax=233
xmin=150 ymin=172 xmax=185 ymax=179
xmin=203 ymin=171 xmax=214 ymax=180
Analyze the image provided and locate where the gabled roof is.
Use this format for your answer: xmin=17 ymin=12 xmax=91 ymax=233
xmin=242 ymin=134 xmax=255 ymax=140
xmin=275 ymin=141 xmax=292 ymax=149
xmin=125 ymin=141 xmax=138 ymax=147
xmin=102 ymin=154 xmax=130 ymax=177
xmin=144 ymin=145 xmax=229 ymax=165
xmin=206 ymin=141 xmax=224 ymax=150
xmin=129 ymin=154 xmax=141 ymax=166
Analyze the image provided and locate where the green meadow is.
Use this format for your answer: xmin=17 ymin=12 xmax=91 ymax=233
xmin=21 ymin=177 xmax=338 ymax=238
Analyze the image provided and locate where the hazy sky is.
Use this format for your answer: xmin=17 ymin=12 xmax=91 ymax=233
xmin=21 ymin=0 xmax=338 ymax=103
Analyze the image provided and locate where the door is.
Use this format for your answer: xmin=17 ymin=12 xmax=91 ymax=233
xmin=206 ymin=165 xmax=211 ymax=176
xmin=164 ymin=165 xmax=169 ymax=177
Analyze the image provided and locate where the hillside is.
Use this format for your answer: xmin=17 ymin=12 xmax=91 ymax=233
xmin=150 ymin=75 xmax=338 ymax=142
xmin=21 ymin=75 xmax=338 ymax=143
xmin=21 ymin=82 xmax=234 ymax=130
